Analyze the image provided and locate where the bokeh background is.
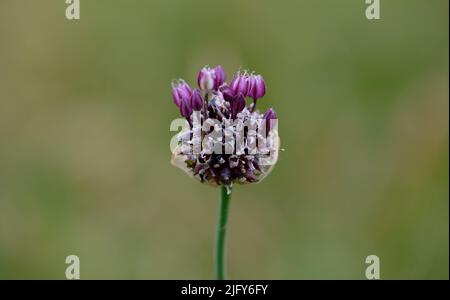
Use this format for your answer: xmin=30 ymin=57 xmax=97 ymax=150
xmin=0 ymin=0 xmax=448 ymax=279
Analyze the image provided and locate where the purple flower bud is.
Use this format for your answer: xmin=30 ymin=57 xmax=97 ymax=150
xmin=230 ymin=73 xmax=250 ymax=97
xmin=171 ymin=80 xmax=192 ymax=107
xmin=190 ymin=88 xmax=203 ymax=111
xmin=219 ymin=85 xmax=235 ymax=102
xmin=263 ymin=108 xmax=277 ymax=132
xmin=230 ymin=93 xmax=246 ymax=119
xmin=213 ymin=65 xmax=226 ymax=90
xmin=180 ymin=97 xmax=193 ymax=118
xmin=171 ymin=89 xmax=181 ymax=107
xmin=197 ymin=66 xmax=215 ymax=91
xmin=248 ymin=74 xmax=266 ymax=100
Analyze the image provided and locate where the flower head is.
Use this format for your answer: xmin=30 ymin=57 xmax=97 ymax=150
xmin=171 ymin=66 xmax=279 ymax=186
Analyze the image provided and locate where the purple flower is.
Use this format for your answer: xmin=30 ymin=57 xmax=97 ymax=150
xmin=172 ymin=80 xmax=192 ymax=107
xmin=219 ymin=85 xmax=235 ymax=102
xmin=179 ymin=97 xmax=193 ymax=118
xmin=190 ymin=88 xmax=203 ymax=111
xmin=229 ymin=72 xmax=250 ymax=97
xmin=197 ymin=65 xmax=227 ymax=92
xmin=230 ymin=93 xmax=246 ymax=119
xmin=197 ymin=66 xmax=215 ymax=91
xmin=171 ymin=66 xmax=279 ymax=186
xmin=213 ymin=65 xmax=226 ymax=90
xmin=248 ymin=74 xmax=266 ymax=100
xmin=263 ymin=108 xmax=277 ymax=132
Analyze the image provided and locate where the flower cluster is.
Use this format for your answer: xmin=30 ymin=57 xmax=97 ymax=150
xmin=170 ymin=66 xmax=279 ymax=186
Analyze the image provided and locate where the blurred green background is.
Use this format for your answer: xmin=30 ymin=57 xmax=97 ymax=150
xmin=0 ymin=0 xmax=448 ymax=279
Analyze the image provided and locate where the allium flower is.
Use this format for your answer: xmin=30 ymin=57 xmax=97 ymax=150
xmin=190 ymin=88 xmax=203 ymax=111
xmin=197 ymin=66 xmax=216 ymax=91
xmin=213 ymin=65 xmax=226 ymax=90
xmin=171 ymin=80 xmax=192 ymax=107
xmin=248 ymin=74 xmax=266 ymax=100
xmin=179 ymin=97 xmax=193 ymax=119
xmin=169 ymin=66 xmax=280 ymax=280
xmin=229 ymin=71 xmax=250 ymax=97
xmin=171 ymin=66 xmax=279 ymax=187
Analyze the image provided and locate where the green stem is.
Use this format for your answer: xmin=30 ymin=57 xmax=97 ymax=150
xmin=251 ymin=99 xmax=257 ymax=112
xmin=215 ymin=185 xmax=232 ymax=280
